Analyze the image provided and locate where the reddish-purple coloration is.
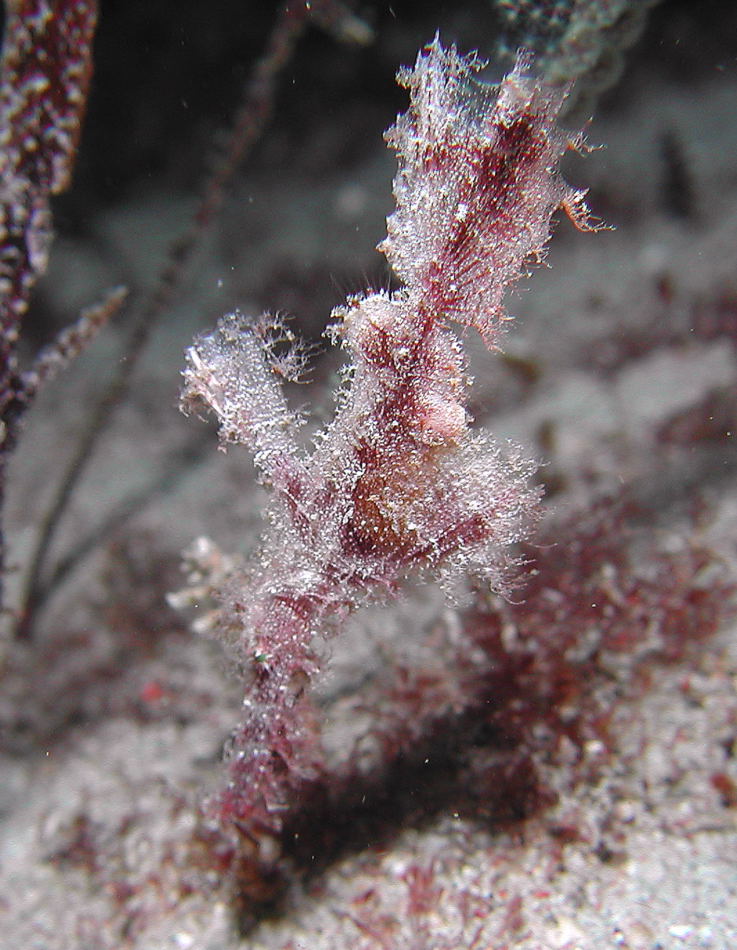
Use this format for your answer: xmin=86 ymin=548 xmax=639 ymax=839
xmin=0 ymin=0 xmax=99 ymax=606
xmin=180 ymin=39 xmax=594 ymax=868
xmin=0 ymin=0 xmax=98 ymax=409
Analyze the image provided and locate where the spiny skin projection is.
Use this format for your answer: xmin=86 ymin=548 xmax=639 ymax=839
xmin=180 ymin=39 xmax=593 ymax=863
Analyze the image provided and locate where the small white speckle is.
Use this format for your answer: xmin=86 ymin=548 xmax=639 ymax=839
xmin=668 ymin=924 xmax=693 ymax=940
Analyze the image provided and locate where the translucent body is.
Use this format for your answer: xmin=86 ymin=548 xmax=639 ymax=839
xmin=180 ymin=39 xmax=592 ymax=845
